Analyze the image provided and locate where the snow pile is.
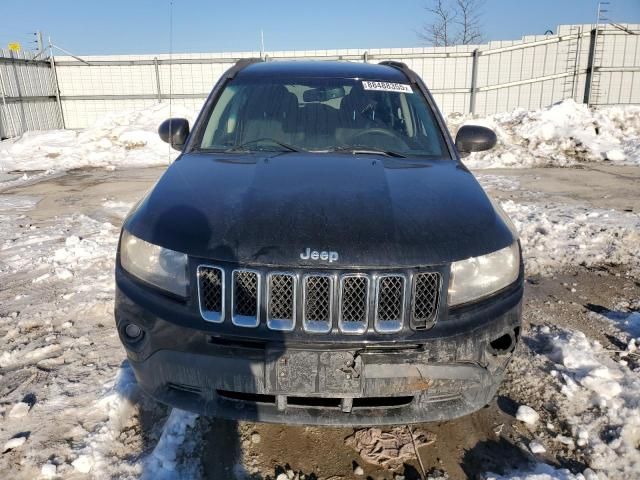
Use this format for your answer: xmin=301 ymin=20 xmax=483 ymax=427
xmin=66 ymin=363 xmax=200 ymax=478
xmin=2 ymin=99 xmax=639 ymax=175
xmin=542 ymin=328 xmax=640 ymax=478
xmin=3 ymin=436 xmax=27 ymax=453
xmin=0 ymin=103 xmax=197 ymax=173
xmin=540 ymin=327 xmax=640 ymax=479
xmin=528 ymin=441 xmax=546 ymax=455
xmin=515 ymin=405 xmax=540 ymax=425
xmin=0 ymin=213 xmax=117 ymax=284
xmin=69 ymin=365 xmax=142 ymax=476
xmin=501 ymin=200 xmax=640 ymax=275
xmin=451 ymin=100 xmax=640 ymax=168
xmin=489 ymin=325 xmax=640 ymax=479
xmin=140 ymin=409 xmax=200 ymax=480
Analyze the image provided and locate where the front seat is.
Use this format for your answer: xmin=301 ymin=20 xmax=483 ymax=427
xmin=241 ymin=85 xmax=295 ymax=143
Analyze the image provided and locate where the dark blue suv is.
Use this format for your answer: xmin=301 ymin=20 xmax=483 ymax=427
xmin=114 ymin=59 xmax=523 ymax=426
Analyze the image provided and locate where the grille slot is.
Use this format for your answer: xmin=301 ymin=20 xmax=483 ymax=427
xmin=267 ymin=273 xmax=296 ymax=331
xmin=375 ymin=275 xmax=405 ymax=333
xmin=339 ymin=275 xmax=369 ymax=334
xmin=303 ymin=275 xmax=333 ymax=333
xmin=232 ymin=270 xmax=260 ymax=327
xmin=198 ymin=266 xmax=224 ymax=323
xmin=411 ymin=272 xmax=440 ymax=329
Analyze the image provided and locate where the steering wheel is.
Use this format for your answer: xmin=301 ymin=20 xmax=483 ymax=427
xmin=349 ymin=128 xmax=406 ymax=148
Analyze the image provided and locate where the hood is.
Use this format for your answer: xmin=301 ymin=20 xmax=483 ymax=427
xmin=124 ymin=152 xmax=516 ymax=268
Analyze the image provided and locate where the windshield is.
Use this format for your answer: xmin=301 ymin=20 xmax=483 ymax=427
xmin=197 ymin=76 xmax=450 ymax=158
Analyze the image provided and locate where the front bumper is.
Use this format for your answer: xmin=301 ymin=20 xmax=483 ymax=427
xmin=115 ymin=266 xmax=522 ymax=426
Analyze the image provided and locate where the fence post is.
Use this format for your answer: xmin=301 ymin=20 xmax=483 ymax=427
xmin=9 ymin=50 xmax=27 ymax=135
xmin=583 ymin=28 xmax=598 ymax=106
xmin=0 ymin=53 xmax=18 ymax=137
xmin=154 ymin=57 xmax=162 ymax=102
xmin=469 ymin=48 xmax=480 ymax=115
xmin=49 ymin=50 xmax=66 ymax=129
xmin=0 ymin=70 xmax=8 ymax=138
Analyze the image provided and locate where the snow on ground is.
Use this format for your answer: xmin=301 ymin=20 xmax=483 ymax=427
xmin=475 ymin=174 xmax=524 ymax=192
xmin=587 ymin=300 xmax=640 ymax=339
xmin=519 ymin=325 xmax=640 ymax=480
xmin=486 ymin=462 xmax=593 ymax=480
xmin=68 ymin=362 xmax=201 ymax=478
xmin=140 ymin=409 xmax=200 ymax=480
xmin=450 ymin=100 xmax=640 ymax=168
xmin=0 ymin=190 xmax=202 ymax=478
xmin=0 ymin=103 xmax=197 ymax=174
xmin=501 ymin=200 xmax=640 ymax=276
xmin=103 ymin=199 xmax=135 ymax=219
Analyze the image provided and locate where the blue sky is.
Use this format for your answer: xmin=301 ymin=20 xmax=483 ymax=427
xmin=2 ymin=0 xmax=639 ymax=55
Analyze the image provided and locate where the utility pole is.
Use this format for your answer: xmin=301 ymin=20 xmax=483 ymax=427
xmin=36 ymin=31 xmax=43 ymax=54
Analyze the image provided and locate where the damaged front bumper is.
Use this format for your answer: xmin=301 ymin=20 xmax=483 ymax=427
xmin=115 ymin=269 xmax=522 ymax=426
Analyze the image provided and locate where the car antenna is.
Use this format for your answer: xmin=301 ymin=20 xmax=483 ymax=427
xmin=168 ymin=0 xmax=174 ymax=164
xmin=260 ymin=29 xmax=265 ymax=60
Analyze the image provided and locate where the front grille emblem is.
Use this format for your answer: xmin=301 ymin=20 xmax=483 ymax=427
xmin=300 ymin=247 xmax=339 ymax=263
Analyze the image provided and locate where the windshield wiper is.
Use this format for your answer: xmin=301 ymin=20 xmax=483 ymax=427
xmin=326 ymin=146 xmax=407 ymax=158
xmin=225 ymin=138 xmax=305 ymax=153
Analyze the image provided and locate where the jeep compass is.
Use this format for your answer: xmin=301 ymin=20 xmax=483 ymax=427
xmin=115 ymin=59 xmax=523 ymax=426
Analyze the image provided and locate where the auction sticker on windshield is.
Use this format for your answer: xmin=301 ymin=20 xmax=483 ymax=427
xmin=362 ymin=81 xmax=413 ymax=93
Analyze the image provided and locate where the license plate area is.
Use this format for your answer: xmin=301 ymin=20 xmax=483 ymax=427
xmin=264 ymin=349 xmax=363 ymax=395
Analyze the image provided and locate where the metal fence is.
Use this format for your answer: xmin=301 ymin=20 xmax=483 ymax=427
xmin=0 ymin=49 xmax=63 ymax=139
xmin=1 ymin=23 xmax=639 ymax=137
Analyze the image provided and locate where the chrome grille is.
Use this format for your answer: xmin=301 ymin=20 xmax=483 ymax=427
xmin=232 ymin=270 xmax=259 ymax=327
xmin=375 ymin=275 xmax=405 ymax=333
xmin=303 ymin=275 xmax=332 ymax=333
xmin=198 ymin=264 xmax=441 ymax=334
xmin=339 ymin=275 xmax=369 ymax=334
xmin=411 ymin=273 xmax=440 ymax=329
xmin=198 ymin=266 xmax=224 ymax=323
xmin=267 ymin=273 xmax=296 ymax=331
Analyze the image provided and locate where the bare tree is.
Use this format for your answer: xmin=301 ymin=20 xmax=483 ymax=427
xmin=455 ymin=0 xmax=484 ymax=44
xmin=419 ymin=0 xmax=457 ymax=47
xmin=419 ymin=0 xmax=484 ymax=46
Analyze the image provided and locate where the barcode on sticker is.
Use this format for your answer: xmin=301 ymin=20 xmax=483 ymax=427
xmin=362 ymin=81 xmax=413 ymax=93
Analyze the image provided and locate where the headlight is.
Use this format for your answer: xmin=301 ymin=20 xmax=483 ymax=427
xmin=120 ymin=230 xmax=188 ymax=297
xmin=448 ymin=243 xmax=520 ymax=306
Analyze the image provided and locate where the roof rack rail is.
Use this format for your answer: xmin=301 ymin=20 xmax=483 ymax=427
xmin=225 ymin=57 xmax=263 ymax=80
xmin=378 ymin=60 xmax=420 ymax=84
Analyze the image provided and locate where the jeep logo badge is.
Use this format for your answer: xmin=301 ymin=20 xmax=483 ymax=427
xmin=300 ymin=248 xmax=339 ymax=263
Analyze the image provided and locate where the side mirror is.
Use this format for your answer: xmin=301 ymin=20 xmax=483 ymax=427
xmin=454 ymin=125 xmax=497 ymax=157
xmin=158 ymin=118 xmax=190 ymax=151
